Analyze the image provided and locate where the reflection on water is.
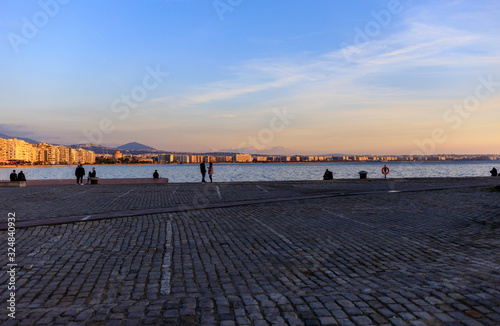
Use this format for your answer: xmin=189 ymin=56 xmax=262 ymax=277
xmin=0 ymin=161 xmax=498 ymax=182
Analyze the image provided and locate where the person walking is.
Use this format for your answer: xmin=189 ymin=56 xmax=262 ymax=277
xmin=208 ymin=162 xmax=214 ymax=183
xmin=200 ymin=161 xmax=206 ymax=183
xmin=75 ymin=164 xmax=85 ymax=185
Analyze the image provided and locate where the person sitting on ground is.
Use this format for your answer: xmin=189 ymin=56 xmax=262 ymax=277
xmin=323 ymin=169 xmax=333 ymax=180
xmin=491 ymin=167 xmax=498 ymax=177
xmin=153 ymin=170 xmax=159 ymax=178
xmin=10 ymin=170 xmax=17 ymax=181
xmin=17 ymin=171 xmax=26 ymax=181
xmin=327 ymin=170 xmax=333 ymax=180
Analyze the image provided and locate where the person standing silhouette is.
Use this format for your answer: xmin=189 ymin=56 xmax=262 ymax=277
xmin=208 ymin=162 xmax=214 ymax=183
xmin=75 ymin=164 xmax=85 ymax=185
xmin=200 ymin=161 xmax=206 ymax=183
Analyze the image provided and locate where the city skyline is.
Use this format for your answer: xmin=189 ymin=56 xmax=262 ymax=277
xmin=2 ymin=136 xmax=499 ymax=163
xmin=1 ymin=1 xmax=499 ymax=155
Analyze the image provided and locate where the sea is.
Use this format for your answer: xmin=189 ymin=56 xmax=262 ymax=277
xmin=1 ymin=161 xmax=499 ymax=183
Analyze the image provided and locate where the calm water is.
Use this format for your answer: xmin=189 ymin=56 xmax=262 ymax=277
xmin=1 ymin=161 xmax=499 ymax=182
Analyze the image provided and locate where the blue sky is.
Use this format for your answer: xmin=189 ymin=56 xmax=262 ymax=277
xmin=1 ymin=0 xmax=499 ymax=155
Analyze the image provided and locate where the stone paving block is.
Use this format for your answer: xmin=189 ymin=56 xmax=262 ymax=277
xmin=1 ymin=182 xmax=499 ymax=325
xmin=408 ymin=321 xmax=428 ymax=326
xmin=351 ymin=315 xmax=373 ymax=325
xmin=388 ymin=316 xmax=408 ymax=326
xmin=318 ymin=316 xmax=337 ymax=325
xmin=336 ymin=319 xmax=355 ymax=326
xmin=435 ymin=312 xmax=455 ymax=322
xmin=461 ymin=319 xmax=488 ymax=326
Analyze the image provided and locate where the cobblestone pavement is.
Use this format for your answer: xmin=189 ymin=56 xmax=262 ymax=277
xmin=1 ymin=178 xmax=498 ymax=223
xmin=0 ymin=181 xmax=499 ymax=325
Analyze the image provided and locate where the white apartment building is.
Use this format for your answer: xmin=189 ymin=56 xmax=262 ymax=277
xmin=235 ymin=154 xmax=252 ymax=162
xmin=0 ymin=138 xmax=95 ymax=164
xmin=7 ymin=138 xmax=37 ymax=163
xmin=0 ymin=138 xmax=8 ymax=163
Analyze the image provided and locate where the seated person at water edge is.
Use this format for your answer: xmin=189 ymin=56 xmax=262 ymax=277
xmin=10 ymin=170 xmax=17 ymax=181
xmin=491 ymin=167 xmax=498 ymax=177
xmin=323 ymin=169 xmax=333 ymax=180
xmin=17 ymin=171 xmax=26 ymax=181
xmin=153 ymin=170 xmax=159 ymax=178
xmin=87 ymin=167 xmax=97 ymax=184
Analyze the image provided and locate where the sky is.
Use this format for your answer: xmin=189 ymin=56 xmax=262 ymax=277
xmin=0 ymin=0 xmax=499 ymax=155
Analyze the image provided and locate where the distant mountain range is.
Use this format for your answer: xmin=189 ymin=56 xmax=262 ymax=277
xmin=0 ymin=132 xmax=39 ymax=145
xmin=117 ymin=142 xmax=156 ymax=151
xmin=0 ymin=132 xmax=341 ymax=156
xmin=70 ymin=142 xmax=159 ymax=155
xmin=0 ymin=132 xmax=161 ymax=155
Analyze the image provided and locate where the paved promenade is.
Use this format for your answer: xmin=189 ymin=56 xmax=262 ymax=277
xmin=0 ymin=178 xmax=499 ymax=325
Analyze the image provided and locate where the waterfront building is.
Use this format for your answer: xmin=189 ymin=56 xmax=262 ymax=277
xmin=175 ymin=155 xmax=190 ymax=163
xmin=235 ymin=154 xmax=252 ymax=162
xmin=158 ymin=154 xmax=175 ymax=163
xmin=69 ymin=148 xmax=78 ymax=164
xmin=7 ymin=138 xmax=37 ymax=163
xmin=0 ymin=137 xmax=95 ymax=165
xmin=203 ymin=155 xmax=216 ymax=163
xmin=45 ymin=144 xmax=59 ymax=164
xmin=76 ymin=148 xmax=95 ymax=164
xmin=215 ymin=156 xmax=232 ymax=163
xmin=113 ymin=151 xmax=123 ymax=161
xmin=0 ymin=138 xmax=8 ymax=163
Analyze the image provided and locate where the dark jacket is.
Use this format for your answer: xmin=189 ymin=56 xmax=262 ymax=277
xmin=75 ymin=166 xmax=85 ymax=177
xmin=17 ymin=172 xmax=26 ymax=181
xmin=10 ymin=172 xmax=17 ymax=181
xmin=200 ymin=163 xmax=206 ymax=174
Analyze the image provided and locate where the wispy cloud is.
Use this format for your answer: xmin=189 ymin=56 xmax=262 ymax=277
xmin=150 ymin=74 xmax=307 ymax=110
xmin=149 ymin=18 xmax=498 ymax=116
